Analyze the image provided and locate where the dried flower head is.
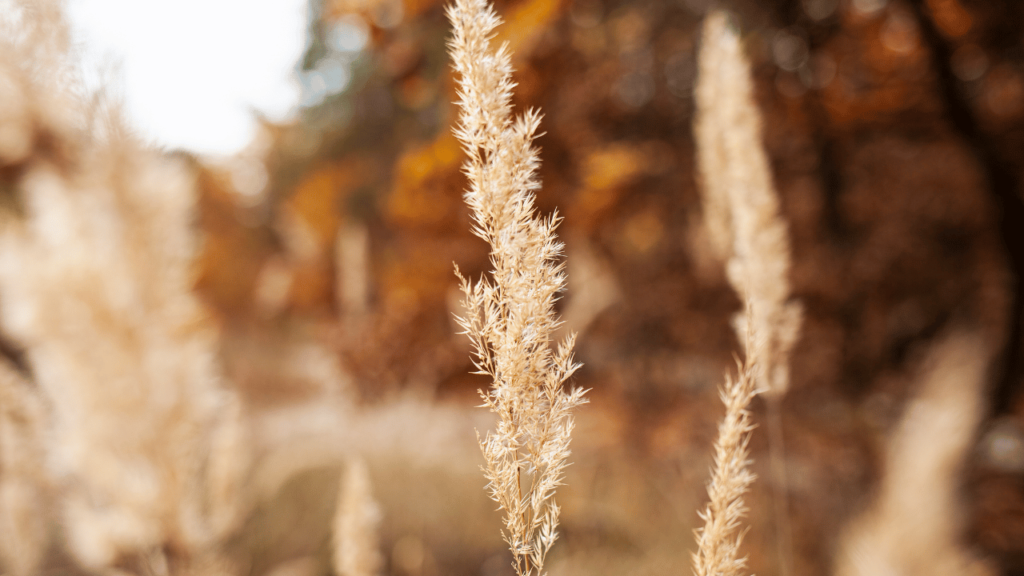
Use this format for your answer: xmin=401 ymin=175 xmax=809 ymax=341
xmin=836 ymin=333 xmax=996 ymax=576
xmin=692 ymin=324 xmax=760 ymax=576
xmin=695 ymin=10 xmax=802 ymax=397
xmin=0 ymin=0 xmax=246 ymax=569
xmin=447 ymin=0 xmax=587 ymax=574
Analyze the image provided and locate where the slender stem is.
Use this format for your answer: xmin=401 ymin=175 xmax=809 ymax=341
xmin=766 ymin=394 xmax=794 ymax=576
xmin=517 ymin=464 xmax=531 ymax=576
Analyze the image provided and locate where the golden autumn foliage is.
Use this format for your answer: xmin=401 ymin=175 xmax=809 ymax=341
xmin=2 ymin=1 xmax=1024 ymax=576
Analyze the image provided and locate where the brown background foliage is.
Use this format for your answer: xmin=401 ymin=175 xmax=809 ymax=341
xmin=184 ymin=0 xmax=1024 ymax=575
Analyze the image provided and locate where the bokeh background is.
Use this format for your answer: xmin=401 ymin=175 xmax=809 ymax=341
xmin=23 ymin=0 xmax=1024 ymax=575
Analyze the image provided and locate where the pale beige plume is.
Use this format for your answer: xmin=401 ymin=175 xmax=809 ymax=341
xmin=836 ymin=333 xmax=996 ymax=576
xmin=447 ymin=0 xmax=588 ymax=574
xmin=0 ymin=0 xmax=248 ymax=570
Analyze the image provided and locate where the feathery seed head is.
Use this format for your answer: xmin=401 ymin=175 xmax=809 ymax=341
xmin=448 ymin=1 xmax=586 ymax=574
xmin=695 ymin=10 xmax=803 ymax=397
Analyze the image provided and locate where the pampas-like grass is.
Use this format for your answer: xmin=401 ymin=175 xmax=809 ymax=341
xmin=447 ymin=1 xmax=587 ymax=574
xmin=835 ymin=333 xmax=995 ymax=576
xmin=695 ymin=11 xmax=801 ymax=398
xmin=0 ymin=0 xmax=247 ymax=570
xmin=691 ymin=330 xmax=760 ymax=576
xmin=692 ymin=11 xmax=803 ymax=576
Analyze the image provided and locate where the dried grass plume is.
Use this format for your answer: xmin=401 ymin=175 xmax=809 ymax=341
xmin=695 ymin=10 xmax=802 ymax=396
xmin=0 ymin=0 xmax=248 ymax=570
xmin=836 ymin=333 xmax=996 ymax=576
xmin=691 ymin=325 xmax=760 ymax=576
xmin=448 ymin=0 xmax=587 ymax=573
xmin=692 ymin=11 xmax=804 ymax=576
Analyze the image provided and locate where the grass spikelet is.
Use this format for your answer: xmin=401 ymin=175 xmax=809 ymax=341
xmin=447 ymin=1 xmax=587 ymax=574
xmin=692 ymin=326 xmax=760 ymax=576
xmin=695 ymin=10 xmax=801 ymax=396
xmin=0 ymin=0 xmax=244 ymax=569
xmin=836 ymin=333 xmax=996 ymax=576
xmin=694 ymin=12 xmax=803 ymax=576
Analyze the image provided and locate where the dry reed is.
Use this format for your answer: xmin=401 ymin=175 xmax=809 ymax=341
xmin=0 ymin=1 xmax=247 ymax=571
xmin=694 ymin=10 xmax=802 ymax=397
xmin=836 ymin=333 xmax=995 ymax=576
xmin=447 ymin=0 xmax=587 ymax=574
xmin=691 ymin=328 xmax=760 ymax=576
xmin=692 ymin=11 xmax=804 ymax=576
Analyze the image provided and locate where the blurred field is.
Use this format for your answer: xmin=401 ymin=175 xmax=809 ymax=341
xmin=3 ymin=0 xmax=1024 ymax=576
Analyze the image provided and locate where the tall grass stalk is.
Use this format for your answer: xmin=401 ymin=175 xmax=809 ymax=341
xmin=447 ymin=1 xmax=587 ymax=574
xmin=693 ymin=11 xmax=804 ymax=576
xmin=0 ymin=1 xmax=247 ymax=571
xmin=836 ymin=333 xmax=995 ymax=576
xmin=692 ymin=338 xmax=759 ymax=576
